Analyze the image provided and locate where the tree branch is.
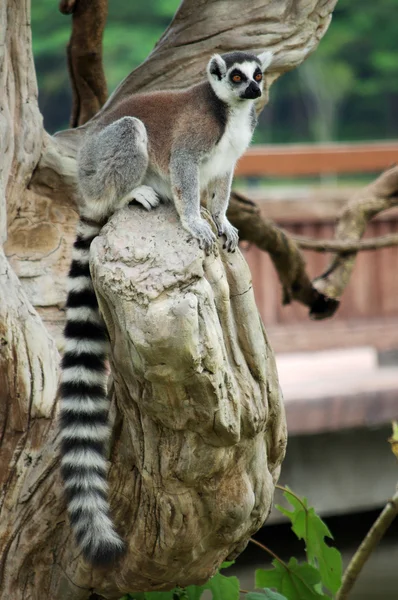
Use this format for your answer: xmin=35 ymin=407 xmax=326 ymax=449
xmin=313 ymin=166 xmax=398 ymax=313
xmin=228 ymin=166 xmax=398 ymax=320
xmin=59 ymin=0 xmax=108 ymax=127
xmin=293 ymin=232 xmax=398 ymax=252
xmin=50 ymin=0 xmax=338 ymax=139
xmin=337 ymin=484 xmax=398 ymax=600
xmin=228 ymin=192 xmax=339 ymax=319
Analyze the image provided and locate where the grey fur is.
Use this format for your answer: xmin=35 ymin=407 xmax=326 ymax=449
xmin=78 ymin=116 xmax=154 ymax=223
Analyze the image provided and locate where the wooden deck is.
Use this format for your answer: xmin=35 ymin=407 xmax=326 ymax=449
xmin=277 ymin=347 xmax=398 ymax=435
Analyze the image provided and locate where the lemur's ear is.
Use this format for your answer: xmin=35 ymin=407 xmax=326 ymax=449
xmin=257 ymin=50 xmax=273 ymax=71
xmin=207 ymin=54 xmax=227 ymax=81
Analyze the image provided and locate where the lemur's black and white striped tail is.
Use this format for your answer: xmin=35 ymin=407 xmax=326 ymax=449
xmin=59 ymin=218 xmax=125 ymax=565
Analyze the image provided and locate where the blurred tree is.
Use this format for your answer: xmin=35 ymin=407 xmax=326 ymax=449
xmin=31 ymin=0 xmax=398 ymax=139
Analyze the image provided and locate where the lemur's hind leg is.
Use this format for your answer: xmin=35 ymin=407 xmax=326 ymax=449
xmin=78 ymin=116 xmax=158 ymax=222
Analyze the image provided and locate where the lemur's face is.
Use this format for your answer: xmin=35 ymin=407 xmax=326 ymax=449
xmin=207 ymin=50 xmax=273 ymax=105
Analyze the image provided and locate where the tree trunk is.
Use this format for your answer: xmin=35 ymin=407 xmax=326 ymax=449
xmin=0 ymin=0 xmax=337 ymax=598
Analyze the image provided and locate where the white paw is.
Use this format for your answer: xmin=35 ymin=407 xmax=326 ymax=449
xmin=123 ymin=185 xmax=160 ymax=211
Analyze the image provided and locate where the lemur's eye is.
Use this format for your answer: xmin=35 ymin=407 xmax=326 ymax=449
xmin=232 ymin=74 xmax=242 ymax=83
xmin=255 ymin=73 xmax=263 ymax=82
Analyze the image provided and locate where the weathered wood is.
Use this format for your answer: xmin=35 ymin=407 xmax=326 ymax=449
xmin=0 ymin=203 xmax=287 ymax=599
xmin=96 ymin=0 xmax=337 ymax=112
xmin=0 ymin=248 xmax=64 ymax=596
xmin=86 ymin=204 xmax=286 ymax=596
xmin=31 ymin=0 xmax=339 ymax=219
xmin=0 ymin=0 xmax=338 ymax=597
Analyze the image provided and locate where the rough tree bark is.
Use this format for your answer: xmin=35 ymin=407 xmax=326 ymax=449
xmin=0 ymin=0 xmax=337 ymax=598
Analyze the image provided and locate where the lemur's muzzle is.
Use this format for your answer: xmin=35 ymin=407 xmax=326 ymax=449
xmin=241 ymin=82 xmax=262 ymax=99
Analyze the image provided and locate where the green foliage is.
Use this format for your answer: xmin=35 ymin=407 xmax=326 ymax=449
xmin=388 ymin=420 xmax=398 ymax=460
xmin=104 ymin=0 xmax=179 ymax=92
xmin=256 ymin=558 xmax=328 ymax=600
xmin=184 ymin=570 xmax=240 ymax=600
xmin=252 ymin=487 xmax=342 ymax=599
xmin=276 ymin=488 xmax=342 ymax=594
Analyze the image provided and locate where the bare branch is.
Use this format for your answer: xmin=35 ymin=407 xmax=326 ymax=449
xmin=313 ymin=166 xmax=398 ymax=313
xmin=228 ymin=192 xmax=339 ymax=319
xmin=294 ymin=232 xmax=398 ymax=252
xmin=337 ymin=484 xmax=398 ymax=600
xmin=229 ymin=169 xmax=398 ymax=320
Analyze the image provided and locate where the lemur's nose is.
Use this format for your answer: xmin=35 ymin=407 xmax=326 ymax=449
xmin=242 ymin=82 xmax=261 ymax=99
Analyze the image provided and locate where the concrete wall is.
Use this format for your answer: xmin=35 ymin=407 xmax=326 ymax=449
xmin=270 ymin=425 xmax=397 ymax=522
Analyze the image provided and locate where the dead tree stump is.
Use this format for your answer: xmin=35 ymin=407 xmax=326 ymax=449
xmin=85 ymin=204 xmax=287 ymax=595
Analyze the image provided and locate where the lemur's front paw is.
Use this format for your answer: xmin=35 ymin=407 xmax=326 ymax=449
xmin=185 ymin=218 xmax=217 ymax=255
xmin=212 ymin=215 xmax=239 ymax=252
xmin=125 ymin=185 xmax=160 ymax=211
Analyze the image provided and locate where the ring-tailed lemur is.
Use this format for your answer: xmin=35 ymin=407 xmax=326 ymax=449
xmin=60 ymin=50 xmax=273 ymax=566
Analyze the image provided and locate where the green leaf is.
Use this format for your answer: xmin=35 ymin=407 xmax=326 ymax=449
xmin=276 ymin=489 xmax=342 ymax=593
xmin=261 ymin=592 xmax=289 ymax=600
xmin=182 ymin=587 xmax=204 ymax=600
xmin=144 ymin=591 xmax=178 ymax=599
xmin=220 ymin=560 xmax=235 ymax=570
xmin=256 ymin=558 xmax=328 ymax=600
xmin=184 ymin=569 xmax=240 ymax=600
xmin=247 ymin=590 xmax=288 ymax=600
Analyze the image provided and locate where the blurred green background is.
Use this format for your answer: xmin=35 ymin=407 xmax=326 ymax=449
xmin=32 ymin=0 xmax=398 ymax=142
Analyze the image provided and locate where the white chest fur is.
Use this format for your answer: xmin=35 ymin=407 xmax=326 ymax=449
xmin=199 ymin=104 xmax=253 ymax=187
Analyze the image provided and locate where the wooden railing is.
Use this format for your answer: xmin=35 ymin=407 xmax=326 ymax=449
xmin=235 ymin=141 xmax=398 ymax=177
